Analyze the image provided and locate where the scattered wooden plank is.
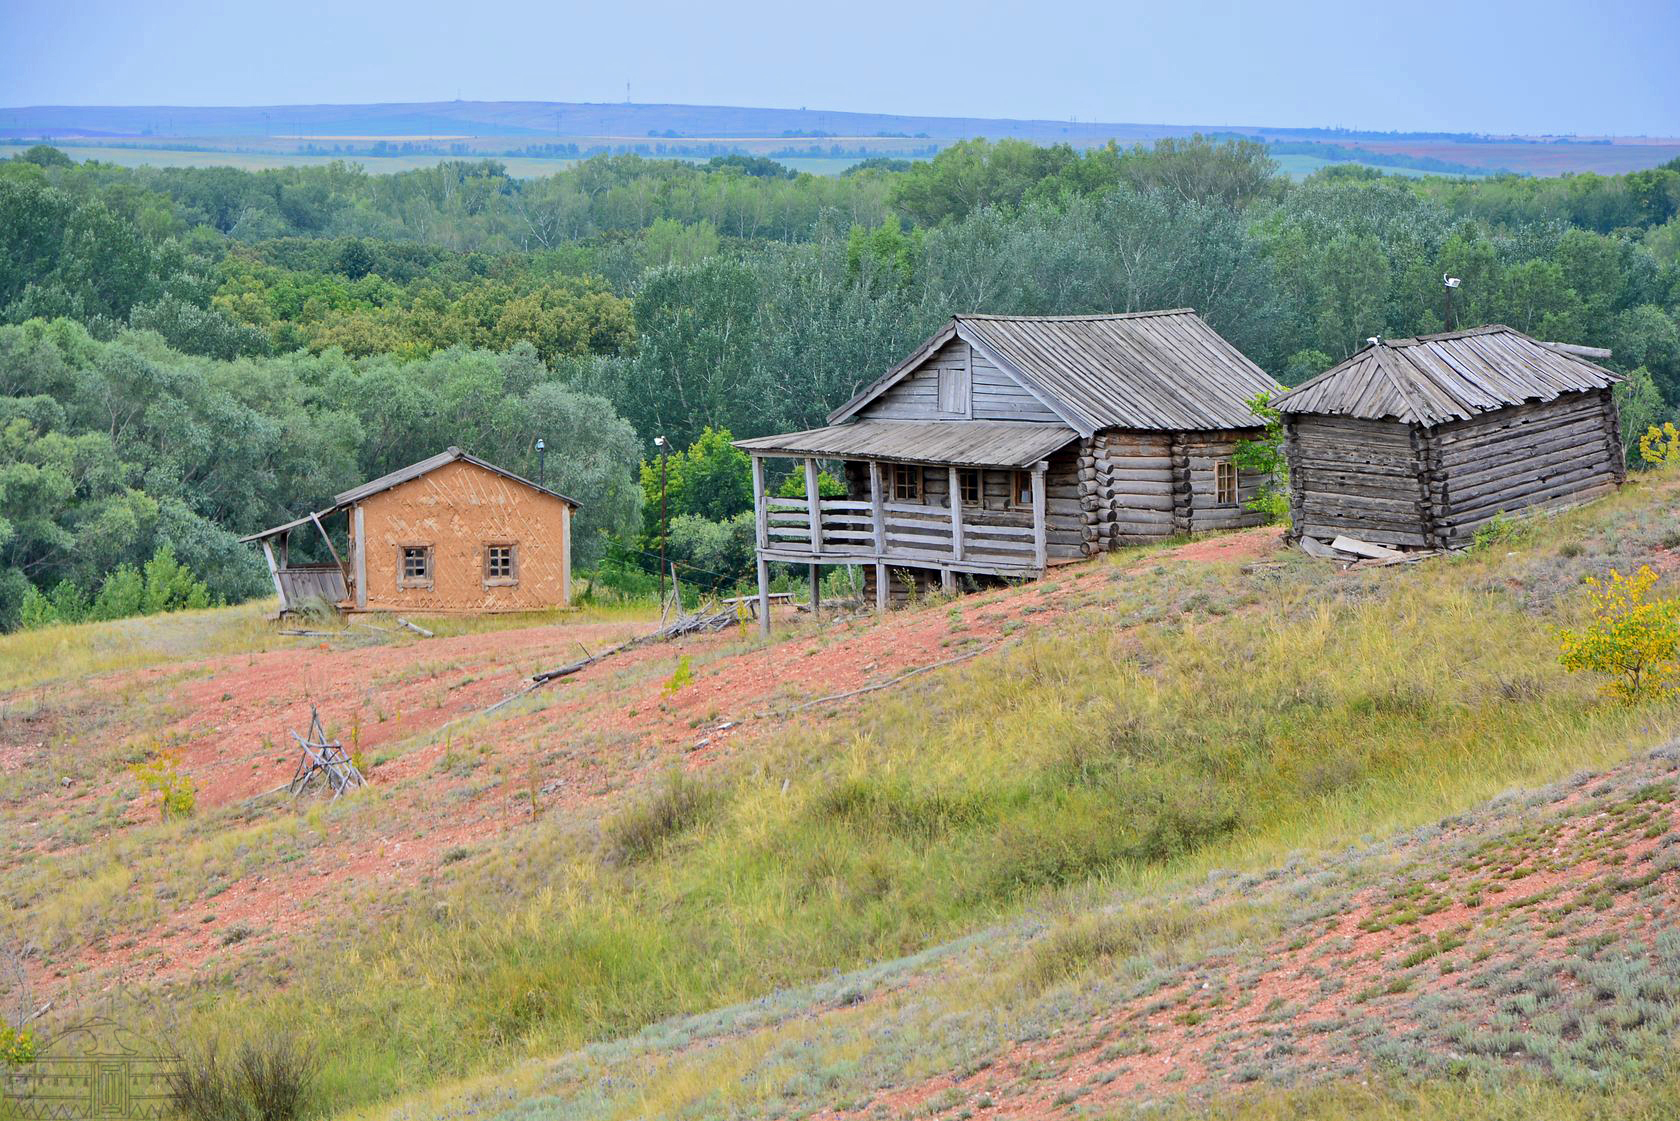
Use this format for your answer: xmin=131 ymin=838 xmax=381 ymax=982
xmin=397 ymin=617 xmax=434 ymax=637
xmin=1330 ymin=535 xmax=1408 ymax=561
xmin=1298 ymin=537 xmax=1351 ymax=561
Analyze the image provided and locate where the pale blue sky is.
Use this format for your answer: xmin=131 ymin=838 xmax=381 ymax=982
xmin=2 ymin=0 xmax=1676 ymax=136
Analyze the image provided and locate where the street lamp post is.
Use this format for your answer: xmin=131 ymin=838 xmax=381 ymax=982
xmin=534 ymin=438 xmax=547 ymax=489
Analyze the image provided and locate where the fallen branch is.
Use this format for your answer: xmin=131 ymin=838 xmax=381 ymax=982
xmin=397 ymin=617 xmax=434 ymax=637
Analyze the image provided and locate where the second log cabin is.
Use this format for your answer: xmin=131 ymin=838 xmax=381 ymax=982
xmin=735 ymin=310 xmax=1282 ymax=627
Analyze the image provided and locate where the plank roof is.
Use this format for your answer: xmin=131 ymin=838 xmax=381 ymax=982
xmin=828 ymin=310 xmax=1280 ymax=435
xmin=1271 ymin=326 xmax=1622 ymax=426
xmin=240 ymin=447 xmax=576 ymax=543
xmin=734 ymin=419 xmax=1079 ymax=468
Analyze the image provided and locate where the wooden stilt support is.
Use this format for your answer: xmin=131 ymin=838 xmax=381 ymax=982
xmin=808 ymin=563 xmax=821 ymax=615
xmin=756 ymin=554 xmax=771 ymax=637
xmin=875 ymin=561 xmax=889 ymax=615
xmin=940 ymin=568 xmax=956 ymax=594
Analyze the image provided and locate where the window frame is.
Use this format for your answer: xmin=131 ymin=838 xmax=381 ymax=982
xmin=1011 ymin=470 xmax=1033 ymax=509
xmin=957 ymin=468 xmax=981 ymax=508
xmin=484 ymin=543 xmax=518 ymax=587
xmin=1214 ymin=460 xmax=1238 ymax=506
xmin=892 ymin=463 xmax=923 ymax=503
xmin=397 ymin=544 xmax=434 ymax=589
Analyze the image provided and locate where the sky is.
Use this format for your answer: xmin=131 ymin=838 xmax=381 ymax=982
xmin=1 ymin=0 xmax=1676 ymax=137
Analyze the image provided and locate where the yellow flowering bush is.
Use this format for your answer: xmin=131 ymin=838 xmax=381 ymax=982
xmin=1 ymin=1023 xmax=37 ymax=1066
xmin=131 ymin=747 xmax=196 ymax=820
xmin=1640 ymin=421 xmax=1680 ymax=465
xmin=1558 ymin=565 xmax=1680 ymax=701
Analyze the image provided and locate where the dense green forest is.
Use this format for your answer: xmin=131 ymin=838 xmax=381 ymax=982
xmin=2 ymin=138 xmax=1678 ymax=629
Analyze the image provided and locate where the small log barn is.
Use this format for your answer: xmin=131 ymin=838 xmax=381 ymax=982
xmin=735 ymin=310 xmax=1281 ymax=630
xmin=1271 ymin=326 xmax=1626 ymax=550
xmin=241 ymin=447 xmax=578 ymax=614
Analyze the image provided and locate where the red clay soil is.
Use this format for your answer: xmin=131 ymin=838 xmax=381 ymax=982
xmin=828 ymin=758 xmax=1680 ymax=1120
xmin=13 ymin=530 xmax=1284 ymax=993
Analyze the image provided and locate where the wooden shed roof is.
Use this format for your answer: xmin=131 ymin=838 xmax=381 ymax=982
xmin=1271 ymin=326 xmax=1622 ymax=426
xmin=734 ymin=419 xmax=1079 ymax=467
xmin=829 ymin=310 xmax=1280 ymax=436
xmin=240 ymin=447 xmax=576 ymax=543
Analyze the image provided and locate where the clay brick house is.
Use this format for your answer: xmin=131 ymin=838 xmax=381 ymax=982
xmin=241 ymin=447 xmax=578 ymax=614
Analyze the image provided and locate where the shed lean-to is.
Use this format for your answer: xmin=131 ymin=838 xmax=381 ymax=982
xmin=1272 ymin=326 xmax=1626 ymax=549
xmin=241 ymin=448 xmax=578 ymax=614
xmin=735 ymin=310 xmax=1282 ymax=629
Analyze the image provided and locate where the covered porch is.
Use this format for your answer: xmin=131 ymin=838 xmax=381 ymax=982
xmin=735 ymin=420 xmax=1079 ymax=632
xmin=239 ymin=508 xmax=354 ymax=614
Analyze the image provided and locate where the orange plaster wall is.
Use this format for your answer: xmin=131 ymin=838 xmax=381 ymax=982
xmin=355 ymin=459 xmax=571 ymax=612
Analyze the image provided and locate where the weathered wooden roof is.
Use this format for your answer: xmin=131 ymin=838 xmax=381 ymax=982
xmin=735 ymin=419 xmax=1079 ymax=467
xmin=1272 ymin=326 xmax=1622 ymax=426
xmin=240 ymin=447 xmax=576 ymax=543
xmin=828 ymin=310 xmax=1280 ymax=435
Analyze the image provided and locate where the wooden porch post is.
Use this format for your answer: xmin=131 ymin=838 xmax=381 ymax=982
xmin=941 ymin=568 xmax=956 ymax=594
xmin=1031 ymin=460 xmax=1048 ymax=572
xmin=757 ymin=553 xmax=771 ymax=637
xmin=868 ymin=460 xmax=886 ymax=556
xmin=752 ymin=455 xmax=768 ymax=550
xmin=805 ymin=457 xmax=822 ymax=615
xmin=947 ymin=465 xmax=964 ymax=563
xmin=875 ymin=562 xmax=890 ymax=615
xmin=261 ymin=539 xmax=286 ymax=609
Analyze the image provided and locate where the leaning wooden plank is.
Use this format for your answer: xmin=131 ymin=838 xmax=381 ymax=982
xmin=1329 ymin=535 xmax=1408 ymax=561
xmin=1298 ymin=537 xmax=1352 ymax=560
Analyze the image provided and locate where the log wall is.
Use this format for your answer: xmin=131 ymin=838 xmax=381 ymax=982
xmin=1430 ymin=389 xmax=1625 ymax=545
xmin=1284 ymin=415 xmax=1431 ymax=547
xmin=1076 ymin=427 xmax=1269 ymax=553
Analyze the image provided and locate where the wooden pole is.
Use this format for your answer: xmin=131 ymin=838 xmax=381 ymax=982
xmin=875 ymin=561 xmax=889 ymax=615
xmin=1031 ymin=461 xmax=1048 ymax=572
xmin=756 ymin=554 xmax=771 ymax=637
xmin=352 ymin=506 xmax=367 ymax=610
xmin=261 ymin=539 xmax=286 ymax=610
xmin=947 ymin=465 xmax=964 ymax=562
xmin=752 ymin=455 xmax=768 ymax=550
xmin=805 ymin=457 xmax=822 ymax=555
xmin=868 ymin=460 xmax=886 ymax=558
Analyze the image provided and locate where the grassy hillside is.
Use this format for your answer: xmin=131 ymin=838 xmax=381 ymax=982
xmin=5 ymin=468 xmax=1679 ymax=1121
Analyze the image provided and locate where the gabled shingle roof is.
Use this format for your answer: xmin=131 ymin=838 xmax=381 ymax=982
xmin=829 ymin=310 xmax=1281 ymax=436
xmin=1271 ymin=326 xmax=1622 ymax=426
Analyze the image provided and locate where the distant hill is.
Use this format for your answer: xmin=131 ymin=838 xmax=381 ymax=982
xmin=3 ymin=100 xmax=1678 ymax=177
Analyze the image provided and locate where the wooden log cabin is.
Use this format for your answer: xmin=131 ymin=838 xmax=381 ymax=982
xmin=734 ymin=310 xmax=1282 ymax=629
xmin=1271 ymin=326 xmax=1626 ymax=550
xmin=240 ymin=447 xmax=578 ymax=614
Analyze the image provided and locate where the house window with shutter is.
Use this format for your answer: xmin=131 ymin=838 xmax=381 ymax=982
xmin=892 ymin=463 xmax=922 ymax=502
xmin=957 ymin=468 xmax=981 ymax=507
xmin=1215 ymin=461 xmax=1238 ymax=505
xmin=398 ymin=545 xmax=433 ymax=589
xmin=484 ymin=543 xmax=517 ymax=586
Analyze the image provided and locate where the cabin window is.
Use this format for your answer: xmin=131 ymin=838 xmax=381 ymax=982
xmin=398 ymin=545 xmax=433 ymax=589
xmin=1012 ymin=470 xmax=1033 ymax=508
xmin=484 ymin=543 xmax=517 ymax=586
xmin=957 ymin=468 xmax=981 ymax=507
xmin=1215 ymin=460 xmax=1238 ymax=505
xmin=892 ymin=463 xmax=922 ymax=502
